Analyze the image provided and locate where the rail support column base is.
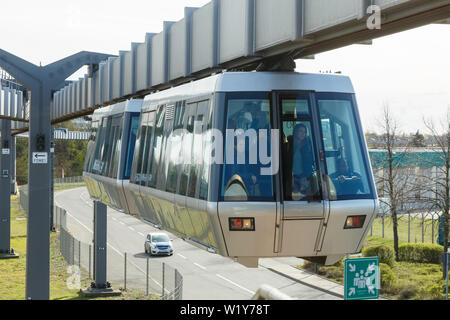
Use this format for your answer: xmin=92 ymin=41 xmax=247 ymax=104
xmin=81 ymin=282 xmax=122 ymax=298
xmin=0 ymin=249 xmax=19 ymax=259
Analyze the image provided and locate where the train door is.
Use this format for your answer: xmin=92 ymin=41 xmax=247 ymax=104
xmin=314 ymin=93 xmax=377 ymax=257
xmin=275 ymin=92 xmax=328 ymax=255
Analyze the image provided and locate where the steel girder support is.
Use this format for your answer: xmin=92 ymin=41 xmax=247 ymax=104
xmin=0 ymin=48 xmax=112 ymax=300
xmin=93 ymin=201 xmax=108 ymax=288
xmin=0 ymin=120 xmax=12 ymax=254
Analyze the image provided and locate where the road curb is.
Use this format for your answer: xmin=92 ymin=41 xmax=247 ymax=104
xmin=263 ymin=265 xmax=344 ymax=299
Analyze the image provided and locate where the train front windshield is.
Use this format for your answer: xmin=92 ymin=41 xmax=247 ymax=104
xmin=221 ymin=91 xmax=374 ymax=202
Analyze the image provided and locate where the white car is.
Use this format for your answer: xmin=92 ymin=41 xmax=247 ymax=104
xmin=144 ymin=233 xmax=174 ymax=256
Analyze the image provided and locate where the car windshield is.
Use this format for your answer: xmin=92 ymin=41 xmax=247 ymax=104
xmin=152 ymin=234 xmax=170 ymax=242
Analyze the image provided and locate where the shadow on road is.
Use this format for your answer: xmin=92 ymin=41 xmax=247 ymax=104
xmin=133 ymin=252 xmax=172 ymax=260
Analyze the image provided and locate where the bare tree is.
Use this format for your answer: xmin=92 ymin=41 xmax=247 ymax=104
xmin=421 ymin=112 xmax=450 ymax=263
xmin=376 ymin=105 xmax=412 ymax=261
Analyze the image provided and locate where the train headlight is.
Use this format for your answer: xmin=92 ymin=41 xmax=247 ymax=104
xmin=229 ymin=218 xmax=255 ymax=231
xmin=344 ymin=215 xmax=366 ymax=229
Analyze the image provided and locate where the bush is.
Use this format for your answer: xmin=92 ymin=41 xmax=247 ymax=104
xmin=398 ymin=243 xmax=443 ymax=264
xmin=379 ymin=263 xmax=397 ymax=290
xmin=417 ymin=280 xmax=446 ymax=300
xmin=318 ymin=266 xmax=344 ymax=282
xmin=363 ymin=245 xmax=395 ymax=267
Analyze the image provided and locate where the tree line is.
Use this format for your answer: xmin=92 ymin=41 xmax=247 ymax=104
xmin=15 ymin=120 xmax=88 ymax=185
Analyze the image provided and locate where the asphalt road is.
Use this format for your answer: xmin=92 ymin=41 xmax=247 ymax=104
xmin=55 ymin=187 xmax=340 ymax=300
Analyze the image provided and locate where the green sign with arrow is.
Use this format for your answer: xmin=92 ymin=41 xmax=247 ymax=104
xmin=344 ymin=257 xmax=380 ymax=300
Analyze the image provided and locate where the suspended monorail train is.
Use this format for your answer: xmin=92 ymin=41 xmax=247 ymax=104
xmin=83 ymin=71 xmax=378 ymax=267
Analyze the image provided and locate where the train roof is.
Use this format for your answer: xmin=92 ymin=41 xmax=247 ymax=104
xmin=92 ymin=99 xmax=143 ymax=120
xmin=142 ymin=71 xmax=355 ymax=108
xmin=216 ymin=72 xmax=354 ymax=93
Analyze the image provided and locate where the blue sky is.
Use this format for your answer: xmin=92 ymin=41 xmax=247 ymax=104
xmin=2 ymin=1 xmax=449 ymax=134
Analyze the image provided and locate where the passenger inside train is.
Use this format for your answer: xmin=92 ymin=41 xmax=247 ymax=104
xmin=282 ymin=123 xmax=317 ymax=201
xmin=291 ymin=123 xmax=314 ymax=199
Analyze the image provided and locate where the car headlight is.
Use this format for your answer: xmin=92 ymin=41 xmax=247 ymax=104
xmin=151 ymin=243 xmax=156 ymax=249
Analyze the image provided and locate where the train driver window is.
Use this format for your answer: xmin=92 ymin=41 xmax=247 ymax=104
xmin=317 ymin=93 xmax=372 ymax=200
xmin=221 ymin=93 xmax=274 ymax=202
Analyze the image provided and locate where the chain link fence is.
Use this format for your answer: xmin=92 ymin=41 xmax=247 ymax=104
xmin=19 ymin=176 xmax=85 ymax=214
xmin=54 ymin=176 xmax=84 ymax=184
xmin=19 ymin=177 xmax=183 ymax=300
xmin=370 ymin=211 xmax=441 ymax=244
xmin=55 ymin=207 xmax=183 ymax=299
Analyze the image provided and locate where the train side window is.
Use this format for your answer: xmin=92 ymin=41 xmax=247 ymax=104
xmin=105 ymin=125 xmax=117 ymax=177
xmin=90 ymin=119 xmax=105 ymax=173
xmin=102 ymin=117 xmax=117 ymax=177
xmin=99 ymin=117 xmax=113 ymax=176
xmin=199 ymin=100 xmax=212 ymax=200
xmin=166 ymin=103 xmax=185 ymax=193
xmin=91 ymin=117 xmax=110 ymax=174
xmin=104 ymin=121 xmax=115 ymax=177
xmin=142 ymin=111 xmax=157 ymax=186
xmin=178 ymin=103 xmax=197 ymax=196
xmin=123 ymin=114 xmax=140 ymax=179
xmin=84 ymin=120 xmax=98 ymax=172
xmin=187 ymin=114 xmax=204 ymax=198
xmin=157 ymin=104 xmax=175 ymax=190
xmin=147 ymin=106 xmax=166 ymax=188
xmin=109 ymin=116 xmax=123 ymax=179
xmin=221 ymin=93 xmax=274 ymax=202
xmin=131 ymin=112 xmax=149 ymax=184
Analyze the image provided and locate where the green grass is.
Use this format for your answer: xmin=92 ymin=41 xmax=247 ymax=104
xmin=369 ymin=215 xmax=439 ymax=244
xmin=0 ymin=194 xmax=31 ymax=300
xmin=0 ymin=192 xmax=159 ymax=300
xmin=54 ymin=182 xmax=86 ymax=192
xmin=300 ymin=235 xmax=447 ymax=300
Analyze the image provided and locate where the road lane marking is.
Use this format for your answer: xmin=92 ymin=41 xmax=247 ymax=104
xmin=216 ymin=274 xmax=255 ymax=295
xmin=119 ymin=221 xmax=125 ymax=226
xmin=55 ymin=199 xmax=165 ymax=291
xmin=138 ymin=232 xmax=145 ymax=237
xmin=194 ymin=263 xmax=207 ymax=270
xmin=177 ymin=254 xmax=187 ymax=259
xmin=78 ymin=191 xmax=93 ymax=207
xmin=128 ymin=226 xmax=135 ymax=231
